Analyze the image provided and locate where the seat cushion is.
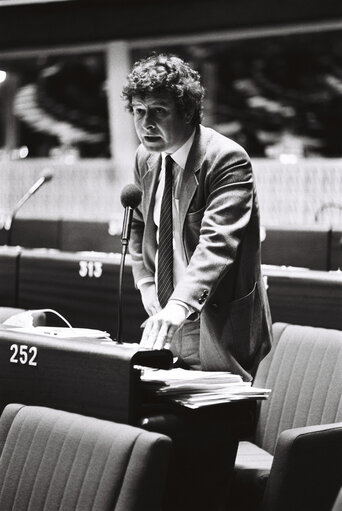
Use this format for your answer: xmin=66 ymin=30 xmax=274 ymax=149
xmin=229 ymin=441 xmax=273 ymax=511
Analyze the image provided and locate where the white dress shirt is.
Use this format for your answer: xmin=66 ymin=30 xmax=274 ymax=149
xmin=137 ymin=130 xmax=196 ymax=312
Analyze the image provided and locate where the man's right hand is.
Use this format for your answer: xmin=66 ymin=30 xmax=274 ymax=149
xmin=139 ymin=282 xmax=162 ymax=316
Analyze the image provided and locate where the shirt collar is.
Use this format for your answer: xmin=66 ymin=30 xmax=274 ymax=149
xmin=162 ymin=130 xmax=196 ymax=170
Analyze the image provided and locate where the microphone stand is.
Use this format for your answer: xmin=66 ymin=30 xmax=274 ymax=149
xmin=116 ymin=206 xmax=133 ymax=344
xmin=4 ymin=217 xmax=14 ymax=247
xmin=5 ymin=194 xmax=31 ymax=246
xmin=4 ymin=175 xmax=51 ymax=246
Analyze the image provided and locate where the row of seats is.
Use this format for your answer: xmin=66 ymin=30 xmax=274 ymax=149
xmin=262 ymin=265 xmax=342 ymax=330
xmin=261 ymin=225 xmax=342 ymax=271
xmin=0 ymin=246 xmax=147 ymax=341
xmin=0 ymin=218 xmax=122 ymax=253
xmin=1 ymin=219 xmax=342 ymax=270
xmin=1 ymin=246 xmax=342 ymax=340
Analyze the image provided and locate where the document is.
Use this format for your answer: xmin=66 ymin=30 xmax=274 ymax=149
xmin=140 ymin=367 xmax=272 ymax=408
xmin=1 ymin=325 xmax=111 ymax=339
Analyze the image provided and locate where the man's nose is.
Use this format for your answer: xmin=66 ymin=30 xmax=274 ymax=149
xmin=143 ymin=111 xmax=155 ymax=129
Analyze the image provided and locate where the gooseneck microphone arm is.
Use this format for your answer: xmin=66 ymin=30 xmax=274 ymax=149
xmin=121 ymin=206 xmax=134 ymax=252
xmin=5 ymin=171 xmax=53 ymax=246
xmin=117 ymin=206 xmax=132 ymax=344
xmin=116 ymin=184 xmax=142 ymax=344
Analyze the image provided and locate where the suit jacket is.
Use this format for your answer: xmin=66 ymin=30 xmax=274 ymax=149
xmin=129 ymin=125 xmax=273 ymax=380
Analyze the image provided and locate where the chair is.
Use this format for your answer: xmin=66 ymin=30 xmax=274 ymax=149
xmin=0 ymin=403 xmax=171 ymax=511
xmin=332 ymin=488 xmax=342 ymax=511
xmin=230 ymin=322 xmax=342 ymax=511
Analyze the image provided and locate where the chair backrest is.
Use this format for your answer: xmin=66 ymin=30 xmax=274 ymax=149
xmin=254 ymin=323 xmax=342 ymax=455
xmin=332 ymin=487 xmax=342 ymax=511
xmin=0 ymin=404 xmax=171 ymax=511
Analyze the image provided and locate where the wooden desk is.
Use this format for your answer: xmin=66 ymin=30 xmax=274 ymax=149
xmin=0 ymin=329 xmax=172 ymax=423
xmin=263 ymin=265 xmax=342 ymax=330
xmin=0 ymin=327 xmax=254 ymax=511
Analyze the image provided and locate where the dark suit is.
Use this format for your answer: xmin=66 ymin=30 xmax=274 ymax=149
xmin=130 ymin=125 xmax=272 ymax=380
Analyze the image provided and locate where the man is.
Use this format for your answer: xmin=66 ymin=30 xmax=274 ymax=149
xmin=122 ymin=53 xmax=272 ymax=380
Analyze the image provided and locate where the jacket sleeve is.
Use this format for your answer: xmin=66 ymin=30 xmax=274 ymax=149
xmin=171 ymin=144 xmax=255 ymax=312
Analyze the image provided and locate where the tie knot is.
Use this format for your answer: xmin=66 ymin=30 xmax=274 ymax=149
xmin=165 ymin=155 xmax=173 ymax=173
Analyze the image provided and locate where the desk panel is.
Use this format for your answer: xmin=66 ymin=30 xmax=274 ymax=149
xmin=330 ymin=230 xmax=342 ymax=270
xmin=0 ymin=246 xmax=21 ymax=306
xmin=60 ymin=220 xmax=121 ymax=253
xmin=0 ymin=329 xmax=172 ymax=424
xmin=1 ymin=219 xmax=60 ymax=249
xmin=263 ymin=266 xmax=342 ymax=330
xmin=261 ymin=226 xmax=330 ymax=270
xmin=18 ymin=249 xmax=146 ymax=342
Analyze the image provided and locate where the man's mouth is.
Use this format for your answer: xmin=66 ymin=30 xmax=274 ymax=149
xmin=144 ymin=135 xmax=161 ymax=143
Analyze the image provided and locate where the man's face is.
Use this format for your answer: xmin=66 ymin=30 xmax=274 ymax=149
xmin=131 ymin=92 xmax=193 ymax=153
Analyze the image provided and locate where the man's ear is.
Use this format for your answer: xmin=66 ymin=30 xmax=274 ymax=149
xmin=184 ymin=109 xmax=195 ymax=125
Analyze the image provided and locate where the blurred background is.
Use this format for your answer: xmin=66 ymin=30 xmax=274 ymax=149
xmin=0 ymin=0 xmax=341 ymax=227
xmin=0 ymin=0 xmax=341 ymax=340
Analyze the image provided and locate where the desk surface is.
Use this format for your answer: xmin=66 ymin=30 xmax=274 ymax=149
xmin=17 ymin=248 xmax=146 ymax=342
xmin=262 ymin=264 xmax=342 ymax=283
xmin=262 ymin=265 xmax=342 ymax=329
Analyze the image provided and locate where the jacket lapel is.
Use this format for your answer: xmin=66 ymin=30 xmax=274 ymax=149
xmin=179 ymin=126 xmax=206 ymax=232
xmin=142 ymin=153 xmax=162 ymax=260
xmin=142 ymin=152 xmax=161 ymax=212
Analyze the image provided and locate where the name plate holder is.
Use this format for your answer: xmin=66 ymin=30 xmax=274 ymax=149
xmin=0 ymin=329 xmax=173 ymax=425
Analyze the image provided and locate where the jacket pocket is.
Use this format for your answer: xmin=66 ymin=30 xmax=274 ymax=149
xmin=223 ymin=282 xmax=258 ymax=366
xmin=186 ymin=206 xmax=205 ymax=223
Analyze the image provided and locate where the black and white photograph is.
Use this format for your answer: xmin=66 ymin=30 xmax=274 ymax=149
xmin=0 ymin=1 xmax=341 ymax=510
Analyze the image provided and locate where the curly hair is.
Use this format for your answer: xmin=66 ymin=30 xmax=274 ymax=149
xmin=122 ymin=53 xmax=205 ymax=126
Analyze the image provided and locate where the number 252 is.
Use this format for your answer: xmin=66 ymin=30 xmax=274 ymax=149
xmin=10 ymin=344 xmax=38 ymax=366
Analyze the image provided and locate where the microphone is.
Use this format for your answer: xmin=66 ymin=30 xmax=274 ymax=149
xmin=5 ymin=170 xmax=54 ymax=246
xmin=120 ymin=184 xmax=142 ymax=249
xmin=116 ymin=184 xmax=142 ymax=344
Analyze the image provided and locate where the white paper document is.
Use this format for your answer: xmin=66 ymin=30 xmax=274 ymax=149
xmin=1 ymin=326 xmax=111 ymax=339
xmin=140 ymin=367 xmax=272 ymax=408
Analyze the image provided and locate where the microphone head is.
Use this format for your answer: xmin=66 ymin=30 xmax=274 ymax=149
xmin=120 ymin=184 xmax=142 ymax=209
xmin=42 ymin=169 xmax=54 ymax=182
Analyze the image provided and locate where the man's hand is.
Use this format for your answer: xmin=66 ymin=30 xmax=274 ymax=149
xmin=140 ymin=301 xmax=188 ymax=350
xmin=139 ymin=282 xmax=162 ymax=316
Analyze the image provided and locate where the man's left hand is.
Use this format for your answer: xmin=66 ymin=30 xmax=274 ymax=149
xmin=140 ymin=301 xmax=188 ymax=350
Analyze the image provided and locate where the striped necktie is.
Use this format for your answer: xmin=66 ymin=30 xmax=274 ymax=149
xmin=157 ymin=155 xmax=174 ymax=308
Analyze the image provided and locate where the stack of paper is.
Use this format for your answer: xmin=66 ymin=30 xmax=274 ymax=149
xmin=140 ymin=368 xmax=272 ymax=409
xmin=1 ymin=325 xmax=111 ymax=339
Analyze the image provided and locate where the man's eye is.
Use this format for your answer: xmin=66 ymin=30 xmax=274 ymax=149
xmin=155 ymin=108 xmax=167 ymax=116
xmin=134 ymin=109 xmax=144 ymax=117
